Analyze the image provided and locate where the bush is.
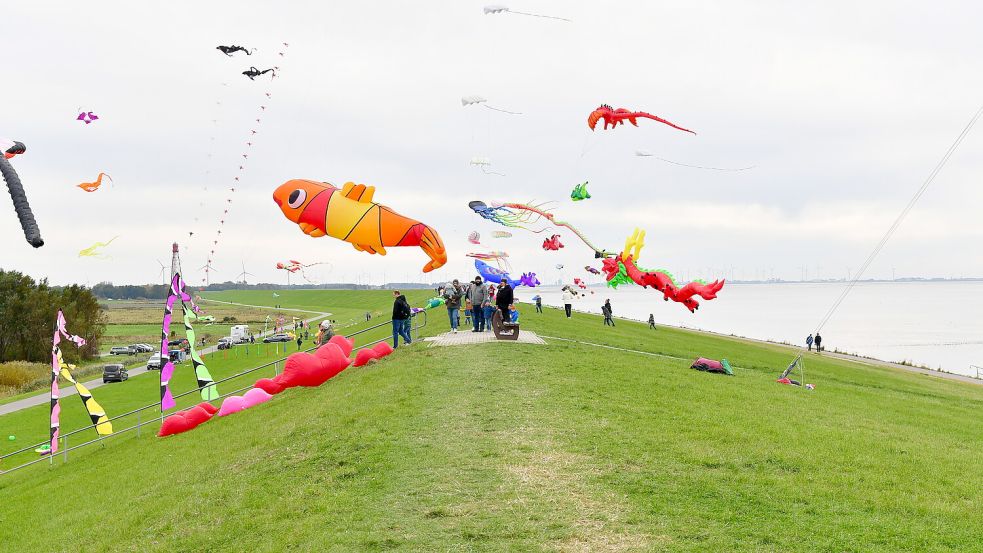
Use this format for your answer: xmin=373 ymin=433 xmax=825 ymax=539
xmin=0 ymin=361 xmax=49 ymax=396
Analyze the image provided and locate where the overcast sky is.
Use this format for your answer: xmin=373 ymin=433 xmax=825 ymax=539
xmin=2 ymin=1 xmax=981 ymax=287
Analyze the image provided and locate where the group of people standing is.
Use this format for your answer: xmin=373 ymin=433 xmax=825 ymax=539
xmin=806 ymin=333 xmax=823 ymax=352
xmin=441 ymin=276 xmax=515 ymax=333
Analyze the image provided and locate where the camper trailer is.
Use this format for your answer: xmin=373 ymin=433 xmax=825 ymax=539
xmin=230 ymin=324 xmax=250 ymax=344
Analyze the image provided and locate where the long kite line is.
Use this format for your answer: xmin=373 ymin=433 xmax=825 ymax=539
xmin=814 ymin=102 xmax=983 ymax=333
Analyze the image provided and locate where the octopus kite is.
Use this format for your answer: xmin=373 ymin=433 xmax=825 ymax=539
xmin=243 ymin=66 xmax=276 ymax=80
xmin=77 ymin=172 xmax=112 ymax=193
xmin=602 ymin=229 xmax=724 ymax=313
xmin=542 ymin=234 xmax=564 ymax=251
xmin=217 ymin=45 xmax=255 ymax=56
xmin=273 ymin=180 xmax=447 ymax=273
xmin=588 ymin=104 xmax=695 ymax=135
xmin=468 ymin=231 xmax=481 ymax=244
xmin=469 ymin=200 xmax=610 ymax=257
xmin=1 ymin=138 xmax=43 ymax=247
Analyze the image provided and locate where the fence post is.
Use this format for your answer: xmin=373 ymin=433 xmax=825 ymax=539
xmin=63 ymin=435 xmax=68 ymax=463
xmin=136 ymin=411 xmax=142 ymax=437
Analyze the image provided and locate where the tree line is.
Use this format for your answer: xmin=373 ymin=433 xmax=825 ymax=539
xmin=0 ymin=270 xmax=105 ymax=363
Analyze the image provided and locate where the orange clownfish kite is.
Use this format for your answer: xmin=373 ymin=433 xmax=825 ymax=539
xmin=273 ymin=179 xmax=447 ymax=273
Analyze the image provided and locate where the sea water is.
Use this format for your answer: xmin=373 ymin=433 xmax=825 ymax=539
xmin=523 ymin=281 xmax=983 ymax=377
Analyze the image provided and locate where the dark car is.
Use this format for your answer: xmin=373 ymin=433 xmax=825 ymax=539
xmin=263 ymin=334 xmax=292 ymax=343
xmin=102 ymin=364 xmax=128 ymax=383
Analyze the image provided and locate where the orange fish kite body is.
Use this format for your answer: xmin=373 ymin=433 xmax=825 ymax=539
xmin=273 ymin=179 xmax=447 ymax=273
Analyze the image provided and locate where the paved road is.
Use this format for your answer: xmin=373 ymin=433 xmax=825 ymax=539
xmin=0 ymin=303 xmax=330 ymax=417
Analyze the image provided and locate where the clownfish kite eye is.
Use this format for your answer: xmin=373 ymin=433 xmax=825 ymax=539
xmin=287 ymin=189 xmax=306 ymax=208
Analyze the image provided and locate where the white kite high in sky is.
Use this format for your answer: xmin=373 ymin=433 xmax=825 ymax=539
xmin=483 ymin=5 xmax=571 ymax=22
xmin=461 ymin=95 xmax=522 ymax=115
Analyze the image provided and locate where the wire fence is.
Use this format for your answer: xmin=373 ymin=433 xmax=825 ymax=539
xmin=0 ymin=311 xmax=426 ymax=476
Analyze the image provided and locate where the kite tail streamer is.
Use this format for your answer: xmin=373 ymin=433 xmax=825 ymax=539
xmin=56 ymin=348 xmax=112 ymax=435
xmin=509 ymin=10 xmax=571 ymax=22
xmin=49 ymin=310 xmax=99 ymax=453
xmin=182 ymin=303 xmax=219 ymax=401
xmin=481 ymin=105 xmax=523 ymax=115
xmin=500 ymin=202 xmax=612 ymax=257
xmin=0 ymin=155 xmax=43 ymax=247
xmin=159 ymin=275 xmax=182 ymax=411
xmin=160 ymin=272 xmax=220 ymax=411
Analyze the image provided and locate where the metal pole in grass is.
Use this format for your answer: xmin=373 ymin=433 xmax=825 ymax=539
xmin=136 ymin=411 xmax=141 ymax=437
xmin=63 ymin=436 xmax=68 ymax=463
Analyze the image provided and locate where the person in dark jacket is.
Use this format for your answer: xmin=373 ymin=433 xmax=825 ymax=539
xmin=391 ymin=290 xmax=412 ymax=347
xmin=495 ymin=278 xmax=514 ymax=322
xmin=648 ymin=314 xmax=656 ymax=330
xmin=602 ymin=299 xmax=615 ymax=326
xmin=814 ymin=333 xmax=822 ymax=353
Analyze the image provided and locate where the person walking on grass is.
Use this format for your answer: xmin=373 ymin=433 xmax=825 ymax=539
xmin=496 ymin=277 xmax=514 ymax=323
xmin=561 ymin=286 xmax=575 ymax=318
xmin=296 ymin=336 xmax=303 ymax=350
xmin=391 ymin=290 xmax=412 ymax=347
xmin=483 ymin=284 xmax=497 ymax=332
xmin=467 ymin=276 xmax=488 ymax=332
xmin=602 ymin=299 xmax=615 ymax=326
xmin=806 ymin=333 xmax=814 ymax=351
xmin=814 ymin=333 xmax=822 ymax=353
xmin=443 ymin=279 xmax=465 ymax=333
xmin=533 ymin=294 xmax=543 ymax=313
xmin=648 ymin=314 xmax=656 ymax=330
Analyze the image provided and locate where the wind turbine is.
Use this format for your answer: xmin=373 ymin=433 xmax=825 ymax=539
xmin=237 ymin=260 xmax=255 ymax=286
xmin=156 ymin=259 xmax=167 ymax=286
xmin=199 ymin=261 xmax=217 ymax=286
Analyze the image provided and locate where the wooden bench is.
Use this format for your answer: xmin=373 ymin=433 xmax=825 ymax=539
xmin=490 ymin=310 xmax=520 ymax=340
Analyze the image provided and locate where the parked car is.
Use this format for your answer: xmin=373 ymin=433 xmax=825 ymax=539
xmin=147 ymin=353 xmax=164 ymax=370
xmin=131 ymin=343 xmax=154 ymax=353
xmin=217 ymin=337 xmax=234 ymax=350
xmin=263 ymin=334 xmax=292 ymax=343
xmin=102 ymin=364 xmax=128 ymax=383
xmin=109 ymin=346 xmax=135 ymax=356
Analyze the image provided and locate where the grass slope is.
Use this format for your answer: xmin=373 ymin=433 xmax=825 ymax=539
xmin=1 ymin=296 xmax=982 ymax=552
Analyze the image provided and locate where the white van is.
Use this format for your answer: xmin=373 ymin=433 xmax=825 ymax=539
xmin=230 ymin=324 xmax=250 ymax=344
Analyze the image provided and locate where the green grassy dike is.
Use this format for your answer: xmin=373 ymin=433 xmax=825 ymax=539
xmin=1 ymin=290 xmax=982 ymax=552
